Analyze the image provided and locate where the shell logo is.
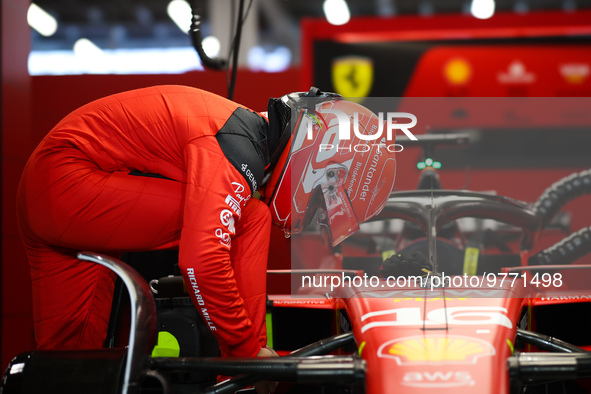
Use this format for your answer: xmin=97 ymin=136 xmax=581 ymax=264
xmin=444 ymin=58 xmax=472 ymax=85
xmin=377 ymin=335 xmax=495 ymax=365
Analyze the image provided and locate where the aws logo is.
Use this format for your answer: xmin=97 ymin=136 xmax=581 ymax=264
xmin=402 ymin=371 xmax=475 ymax=388
xmin=378 ymin=335 xmax=495 ymax=365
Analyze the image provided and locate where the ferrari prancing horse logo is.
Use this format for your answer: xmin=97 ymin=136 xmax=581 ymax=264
xmin=332 ymin=56 xmax=373 ymax=102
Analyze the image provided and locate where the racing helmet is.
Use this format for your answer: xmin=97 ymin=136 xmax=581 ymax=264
xmin=262 ymin=88 xmax=397 ymax=246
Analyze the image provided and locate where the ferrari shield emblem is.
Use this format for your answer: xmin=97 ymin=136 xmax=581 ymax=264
xmin=332 ymin=56 xmax=373 ymax=101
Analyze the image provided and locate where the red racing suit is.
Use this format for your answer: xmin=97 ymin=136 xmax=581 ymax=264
xmin=17 ymin=85 xmax=272 ymax=358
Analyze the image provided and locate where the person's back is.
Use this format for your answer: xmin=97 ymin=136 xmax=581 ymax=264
xmin=25 ymin=85 xmax=245 ymax=181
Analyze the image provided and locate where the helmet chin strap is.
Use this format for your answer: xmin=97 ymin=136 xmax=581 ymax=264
xmin=260 ymin=172 xmax=272 ymax=187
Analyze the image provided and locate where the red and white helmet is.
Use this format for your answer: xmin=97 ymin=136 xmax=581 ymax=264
xmin=262 ymin=89 xmax=397 ymax=246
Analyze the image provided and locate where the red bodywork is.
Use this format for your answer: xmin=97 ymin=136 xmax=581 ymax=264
xmin=270 ymin=279 xmax=532 ymax=393
xmin=344 ymin=292 xmax=524 ymax=393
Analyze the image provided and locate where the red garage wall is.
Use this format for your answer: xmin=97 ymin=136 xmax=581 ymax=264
xmin=31 ymin=70 xmax=302 ymax=147
xmin=2 ymin=0 xmax=33 ymax=373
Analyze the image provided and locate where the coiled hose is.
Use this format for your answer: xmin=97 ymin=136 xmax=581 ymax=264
xmin=528 ymin=168 xmax=591 ymax=265
xmin=532 ymin=168 xmax=591 ymax=228
xmin=528 ymin=226 xmax=591 ymax=265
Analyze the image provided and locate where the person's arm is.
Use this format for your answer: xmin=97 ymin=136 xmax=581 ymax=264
xmin=179 ymin=138 xmax=260 ymax=357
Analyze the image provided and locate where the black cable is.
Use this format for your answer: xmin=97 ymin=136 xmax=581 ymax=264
xmin=225 ymin=0 xmax=254 ymax=91
xmin=227 ymin=0 xmax=246 ymax=100
xmin=104 ymin=251 xmax=132 ymax=348
xmin=189 ymin=1 xmax=226 ymax=71
xmin=225 ymin=0 xmax=237 ymax=89
xmin=104 ymin=277 xmax=124 ymax=348
xmin=188 ymin=0 xmax=253 ymax=99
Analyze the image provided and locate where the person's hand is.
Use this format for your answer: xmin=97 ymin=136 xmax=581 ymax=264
xmin=257 ymin=346 xmax=278 ymax=358
xmin=253 ymin=347 xmax=279 ymax=394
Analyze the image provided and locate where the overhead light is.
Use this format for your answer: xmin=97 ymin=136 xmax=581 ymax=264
xmin=167 ymin=0 xmax=192 ymax=34
xmin=264 ymin=47 xmax=292 ymax=72
xmin=202 ymin=36 xmax=221 ymax=58
xmin=73 ymin=38 xmax=110 ymax=73
xmin=248 ymin=46 xmax=292 ymax=73
xmin=248 ymin=46 xmax=265 ymax=71
xmin=323 ymin=0 xmax=351 ymax=26
xmin=27 ymin=3 xmax=58 ymax=37
xmin=73 ymin=38 xmax=104 ymax=58
xmin=470 ymin=0 xmax=495 ymax=19
xmin=29 ymin=47 xmax=203 ymax=75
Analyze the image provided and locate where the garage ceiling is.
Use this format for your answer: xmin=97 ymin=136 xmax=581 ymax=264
xmin=29 ymin=0 xmax=591 ymax=68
